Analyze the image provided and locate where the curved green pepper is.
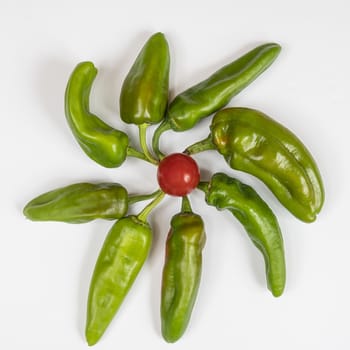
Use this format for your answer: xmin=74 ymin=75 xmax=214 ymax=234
xmin=199 ymin=172 xmax=285 ymax=297
xmin=23 ymin=183 xmax=128 ymax=223
xmin=161 ymin=200 xmax=206 ymax=343
xmin=164 ymin=43 xmax=280 ymax=132
xmin=85 ymin=216 xmax=152 ymax=346
xmin=65 ymin=62 xmax=129 ymax=168
xmin=120 ymin=32 xmax=170 ymax=125
xmin=209 ymin=107 xmax=324 ymax=222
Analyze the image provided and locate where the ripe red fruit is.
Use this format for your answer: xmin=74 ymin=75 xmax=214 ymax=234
xmin=157 ymin=153 xmax=200 ymax=196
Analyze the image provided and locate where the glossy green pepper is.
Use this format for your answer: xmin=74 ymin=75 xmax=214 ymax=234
xmin=198 ymin=172 xmax=285 ymax=297
xmin=161 ymin=198 xmax=206 ymax=343
xmin=23 ymin=183 xmax=128 ymax=223
xmin=85 ymin=216 xmax=152 ymax=346
xmin=153 ymin=42 xmax=280 ymax=139
xmin=208 ymin=107 xmax=324 ymax=222
xmin=65 ymin=61 xmax=129 ymax=168
xmin=120 ymin=32 xmax=170 ymax=125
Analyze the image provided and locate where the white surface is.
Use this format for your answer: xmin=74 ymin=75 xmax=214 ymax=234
xmin=1 ymin=0 xmax=349 ymax=348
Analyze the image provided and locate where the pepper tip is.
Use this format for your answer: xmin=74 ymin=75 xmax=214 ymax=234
xmin=85 ymin=329 xmax=101 ymax=346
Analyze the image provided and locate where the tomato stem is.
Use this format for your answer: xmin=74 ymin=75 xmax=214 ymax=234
xmin=137 ymin=190 xmax=165 ymax=222
xmin=139 ymin=124 xmax=159 ymax=165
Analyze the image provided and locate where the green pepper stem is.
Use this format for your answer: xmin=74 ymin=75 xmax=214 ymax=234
xmin=181 ymin=195 xmax=193 ymax=213
xmin=183 ymin=134 xmax=215 ymax=155
xmin=128 ymin=190 xmax=160 ymax=205
xmin=151 ymin=119 xmax=171 ymax=160
xmin=197 ymin=181 xmax=209 ymax=194
xmin=127 ymin=146 xmax=155 ymax=164
xmin=138 ymin=124 xmax=159 ymax=165
xmin=137 ymin=190 xmax=165 ymax=222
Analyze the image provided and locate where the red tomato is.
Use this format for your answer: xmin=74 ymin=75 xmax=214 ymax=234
xmin=157 ymin=153 xmax=200 ymax=196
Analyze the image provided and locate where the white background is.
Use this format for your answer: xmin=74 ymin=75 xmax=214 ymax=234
xmin=1 ymin=0 xmax=349 ymax=349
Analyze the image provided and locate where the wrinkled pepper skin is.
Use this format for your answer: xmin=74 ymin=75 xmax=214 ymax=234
xmin=86 ymin=216 xmax=152 ymax=346
xmin=202 ymin=172 xmax=285 ymax=297
xmin=166 ymin=43 xmax=281 ymax=131
xmin=65 ymin=62 xmax=129 ymax=168
xmin=210 ymin=108 xmax=324 ymax=222
xmin=23 ymin=183 xmax=128 ymax=223
xmin=161 ymin=212 xmax=206 ymax=343
xmin=120 ymin=32 xmax=170 ymax=125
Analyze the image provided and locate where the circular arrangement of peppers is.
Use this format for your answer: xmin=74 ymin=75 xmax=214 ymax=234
xmin=23 ymin=33 xmax=325 ymax=345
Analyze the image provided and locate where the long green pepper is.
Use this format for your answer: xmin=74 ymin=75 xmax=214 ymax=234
xmin=23 ymin=183 xmax=128 ymax=223
xmin=161 ymin=197 xmax=206 ymax=342
xmin=167 ymin=43 xmax=281 ymax=131
xmin=198 ymin=172 xmax=286 ymax=297
xmin=65 ymin=62 xmax=129 ymax=168
xmin=208 ymin=108 xmax=324 ymax=222
xmin=85 ymin=216 xmax=152 ymax=346
xmin=120 ymin=32 xmax=170 ymax=125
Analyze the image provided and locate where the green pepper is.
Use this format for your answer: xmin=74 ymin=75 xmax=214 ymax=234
xmin=119 ymin=32 xmax=170 ymax=125
xmin=65 ymin=61 xmax=129 ymax=168
xmin=85 ymin=215 xmax=152 ymax=346
xmin=167 ymin=43 xmax=280 ymax=131
xmin=207 ymin=107 xmax=324 ymax=222
xmin=161 ymin=197 xmax=206 ymax=343
xmin=23 ymin=183 xmax=128 ymax=223
xmin=198 ymin=172 xmax=285 ymax=297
